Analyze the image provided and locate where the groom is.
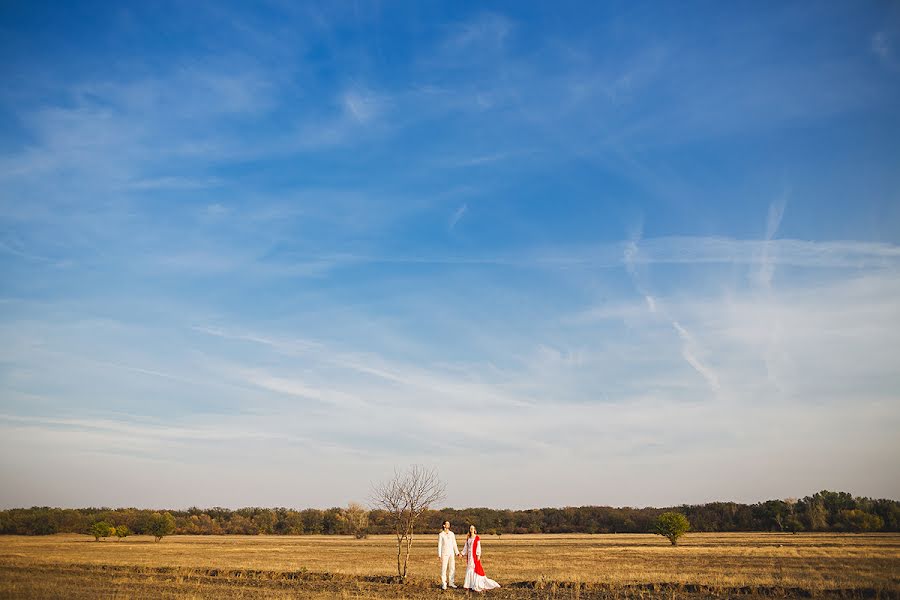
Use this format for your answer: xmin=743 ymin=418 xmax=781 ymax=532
xmin=437 ymin=519 xmax=461 ymax=589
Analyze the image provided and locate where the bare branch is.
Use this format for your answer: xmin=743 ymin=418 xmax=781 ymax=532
xmin=371 ymin=465 xmax=446 ymax=581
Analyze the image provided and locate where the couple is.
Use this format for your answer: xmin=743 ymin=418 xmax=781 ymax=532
xmin=437 ymin=520 xmax=501 ymax=592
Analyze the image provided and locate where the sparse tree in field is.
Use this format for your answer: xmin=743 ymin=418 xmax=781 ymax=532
xmin=115 ymin=525 xmax=130 ymax=541
xmin=372 ymin=466 xmax=446 ymax=581
xmin=655 ymin=512 xmax=690 ymax=545
xmin=342 ymin=502 xmax=370 ymax=539
xmin=90 ymin=521 xmax=113 ymax=541
xmin=147 ymin=512 xmax=176 ymax=542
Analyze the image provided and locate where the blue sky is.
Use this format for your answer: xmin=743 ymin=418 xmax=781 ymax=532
xmin=1 ymin=1 xmax=899 ymax=509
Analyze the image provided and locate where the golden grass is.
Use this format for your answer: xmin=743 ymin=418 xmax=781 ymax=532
xmin=1 ymin=532 xmax=897 ymax=599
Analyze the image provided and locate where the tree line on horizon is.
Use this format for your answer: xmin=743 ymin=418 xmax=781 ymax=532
xmin=1 ymin=491 xmax=895 ymax=537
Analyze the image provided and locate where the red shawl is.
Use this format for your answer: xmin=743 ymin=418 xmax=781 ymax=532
xmin=472 ymin=535 xmax=485 ymax=576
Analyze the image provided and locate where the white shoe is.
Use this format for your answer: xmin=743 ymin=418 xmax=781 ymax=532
xmin=449 ymin=583 xmax=458 ymax=588
xmin=442 ymin=583 xmax=447 ymax=590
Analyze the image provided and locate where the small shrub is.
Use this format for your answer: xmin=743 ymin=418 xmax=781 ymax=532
xmin=147 ymin=512 xmax=176 ymax=542
xmin=115 ymin=525 xmax=130 ymax=540
xmin=90 ymin=521 xmax=113 ymax=541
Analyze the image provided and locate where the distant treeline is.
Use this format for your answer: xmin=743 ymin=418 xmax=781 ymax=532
xmin=1 ymin=491 xmax=896 ymax=537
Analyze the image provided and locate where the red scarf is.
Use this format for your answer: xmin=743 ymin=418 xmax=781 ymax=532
xmin=472 ymin=535 xmax=485 ymax=576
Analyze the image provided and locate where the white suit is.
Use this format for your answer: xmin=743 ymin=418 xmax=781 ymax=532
xmin=437 ymin=530 xmax=460 ymax=587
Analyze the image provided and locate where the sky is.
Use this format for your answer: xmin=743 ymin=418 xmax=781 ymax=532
xmin=1 ymin=1 xmax=899 ymax=510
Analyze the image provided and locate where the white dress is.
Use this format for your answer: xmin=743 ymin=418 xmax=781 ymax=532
xmin=462 ymin=536 xmax=501 ymax=591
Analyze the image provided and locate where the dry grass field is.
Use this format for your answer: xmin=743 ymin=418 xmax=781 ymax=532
xmin=1 ymin=532 xmax=897 ymax=599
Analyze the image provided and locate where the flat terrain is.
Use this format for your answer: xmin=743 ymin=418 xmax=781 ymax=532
xmin=1 ymin=532 xmax=897 ymax=599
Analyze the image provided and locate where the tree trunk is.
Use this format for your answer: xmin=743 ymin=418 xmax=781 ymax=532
xmin=395 ymin=532 xmax=404 ymax=579
xmin=402 ymin=532 xmax=414 ymax=580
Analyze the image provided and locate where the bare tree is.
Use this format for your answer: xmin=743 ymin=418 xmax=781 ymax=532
xmin=371 ymin=465 xmax=446 ymax=582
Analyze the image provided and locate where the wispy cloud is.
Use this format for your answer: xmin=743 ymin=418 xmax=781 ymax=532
xmin=671 ymin=321 xmax=721 ymax=393
xmin=193 ymin=324 xmax=534 ymax=410
xmin=169 ymin=237 xmax=900 ymax=272
xmin=757 ymin=191 xmax=789 ymax=289
xmin=0 ymin=413 xmax=296 ymax=444
xmin=440 ymin=12 xmax=513 ymax=54
xmin=234 ymin=368 xmax=368 ymax=410
xmin=125 ymin=176 xmax=225 ymax=191
xmin=623 ymin=230 xmax=723 ymax=397
xmin=438 ymin=151 xmax=525 ymax=168
xmin=0 ymin=239 xmax=62 ymax=264
xmin=342 ymin=88 xmax=385 ymax=124
xmin=449 ymin=203 xmax=468 ymax=230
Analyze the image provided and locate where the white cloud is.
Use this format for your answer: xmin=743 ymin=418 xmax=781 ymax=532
xmin=671 ymin=321 xmax=721 ymax=393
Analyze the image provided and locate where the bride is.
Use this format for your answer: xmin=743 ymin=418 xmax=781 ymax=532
xmin=461 ymin=525 xmax=501 ymax=592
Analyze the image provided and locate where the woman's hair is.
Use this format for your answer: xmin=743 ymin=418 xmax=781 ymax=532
xmin=442 ymin=520 xmax=450 ymax=527
xmin=467 ymin=524 xmax=476 ymax=539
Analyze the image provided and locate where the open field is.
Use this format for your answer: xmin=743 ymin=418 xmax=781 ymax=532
xmin=1 ymin=533 xmax=898 ymax=599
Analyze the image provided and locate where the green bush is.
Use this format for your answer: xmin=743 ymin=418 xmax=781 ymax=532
xmin=90 ymin=521 xmax=113 ymax=541
xmin=655 ymin=512 xmax=690 ymax=545
xmin=147 ymin=512 xmax=176 ymax=542
xmin=115 ymin=524 xmax=131 ymax=540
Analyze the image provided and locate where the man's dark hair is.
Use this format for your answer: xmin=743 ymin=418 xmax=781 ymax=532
xmin=442 ymin=520 xmax=450 ymax=527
